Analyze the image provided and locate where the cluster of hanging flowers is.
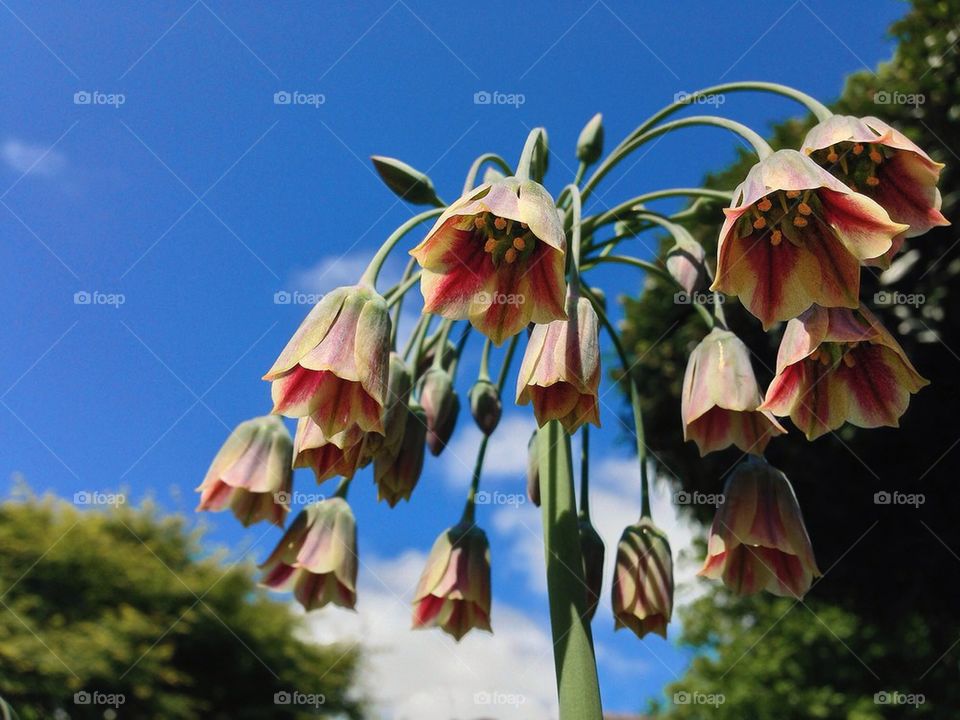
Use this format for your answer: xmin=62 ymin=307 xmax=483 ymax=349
xmin=196 ymin=91 xmax=942 ymax=649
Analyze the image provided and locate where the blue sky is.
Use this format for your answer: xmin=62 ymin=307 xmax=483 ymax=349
xmin=1 ymin=1 xmax=905 ymax=717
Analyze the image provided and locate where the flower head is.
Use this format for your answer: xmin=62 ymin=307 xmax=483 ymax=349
xmin=516 ymin=292 xmax=601 ymax=433
xmin=196 ymin=415 xmax=292 ymax=527
xmin=412 ymin=522 xmax=492 ymax=641
xmin=699 ymin=457 xmax=820 ymax=598
xmin=264 ymin=284 xmax=390 ymax=437
xmin=711 ymin=149 xmax=908 ymax=328
xmin=681 ymin=328 xmax=786 ymax=456
xmin=410 ymin=177 xmax=567 ymax=345
xmin=612 ymin=517 xmax=674 ymax=639
xmin=260 ymin=498 xmax=358 ymax=611
xmin=760 ymin=305 xmax=928 ymax=440
xmin=802 ymin=115 xmax=948 ymax=266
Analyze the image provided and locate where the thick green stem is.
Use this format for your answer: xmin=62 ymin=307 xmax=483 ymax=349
xmin=360 ymin=208 xmax=443 ymax=287
xmin=538 ymin=420 xmax=603 ymax=720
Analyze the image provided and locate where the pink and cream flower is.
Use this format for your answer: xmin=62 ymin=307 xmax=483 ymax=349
xmin=711 ymin=149 xmax=908 ymax=328
xmin=292 ymin=418 xmax=366 ymax=484
xmin=264 ymin=284 xmax=390 ymax=437
xmin=681 ymin=328 xmax=786 ymax=456
xmin=612 ymin=516 xmax=674 ymax=639
xmin=699 ymin=457 xmax=820 ymax=598
xmin=410 ymin=178 xmax=567 ymax=345
xmin=802 ymin=115 xmax=948 ymax=266
xmin=759 ymin=305 xmax=928 ymax=440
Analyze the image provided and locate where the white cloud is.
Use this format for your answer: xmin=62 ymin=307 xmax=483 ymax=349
xmin=444 ymin=413 xmax=537 ymax=485
xmin=1 ymin=138 xmax=67 ymax=177
xmin=302 ymin=550 xmax=559 ymax=719
xmin=288 ymin=253 xmax=404 ymax=295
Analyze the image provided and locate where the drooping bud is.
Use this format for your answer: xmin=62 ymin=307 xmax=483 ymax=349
xmin=364 ymin=352 xmax=413 ymax=460
xmin=373 ymin=401 xmax=428 ymax=506
xmin=665 ymin=236 xmax=709 ymax=295
xmin=526 ymin=431 xmax=541 ymax=507
xmin=576 ymin=113 xmax=604 ymax=166
xmin=579 ymin=518 xmax=605 ymax=621
xmin=412 ymin=521 xmax=492 ymax=641
xmin=699 ymin=456 xmax=820 ymax=598
xmin=468 ymin=378 xmax=502 ymax=435
xmin=416 ymin=337 xmax=457 ymax=377
xmin=612 ymin=516 xmax=674 ymax=639
xmin=196 ymin=415 xmax=292 ymax=527
xmin=370 ymin=155 xmax=442 ymax=207
xmin=419 ymin=367 xmax=460 ymax=456
xmin=260 ymin=498 xmax=358 ymax=611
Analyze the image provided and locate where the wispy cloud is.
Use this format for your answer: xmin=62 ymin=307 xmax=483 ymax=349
xmin=1 ymin=138 xmax=67 ymax=178
xmin=444 ymin=413 xmax=536 ymax=483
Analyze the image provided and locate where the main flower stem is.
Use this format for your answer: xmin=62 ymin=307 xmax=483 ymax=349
xmin=538 ymin=419 xmax=603 ymax=720
xmin=360 ymin=208 xmax=443 ymax=288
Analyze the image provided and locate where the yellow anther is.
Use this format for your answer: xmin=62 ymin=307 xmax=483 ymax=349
xmin=786 ymin=190 xmax=802 ymax=199
xmin=753 ymin=217 xmax=767 ymax=230
xmin=852 ymin=143 xmax=864 ymax=155
xmin=843 ymin=352 xmax=856 ymax=368
xmin=757 ymin=197 xmax=773 ymax=212
xmin=793 ymin=216 xmax=808 ymax=228
xmin=866 ymin=176 xmax=880 ymax=187
xmin=484 ymin=239 xmax=497 ymax=253
xmin=827 ymin=150 xmax=839 ymax=163
xmin=869 ymin=148 xmax=883 ymax=164
xmin=513 ymin=237 xmax=526 ymax=251
xmin=494 ymin=217 xmax=507 ymax=231
xmin=474 ymin=216 xmax=486 ymax=229
xmin=504 ymin=248 xmax=517 ymax=263
xmin=770 ymin=229 xmax=783 ymax=246
xmin=820 ymin=352 xmax=831 ymax=366
xmin=797 ymin=202 xmax=812 ymax=216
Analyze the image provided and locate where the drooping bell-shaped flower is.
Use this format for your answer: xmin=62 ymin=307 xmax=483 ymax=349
xmin=468 ymin=378 xmax=502 ymax=435
xmin=264 ymin=284 xmax=390 ymax=437
xmin=802 ymin=115 xmax=948 ymax=266
xmin=699 ymin=457 xmax=820 ymax=598
xmin=292 ymin=418 xmax=365 ymax=484
xmin=681 ymin=328 xmax=786 ymax=456
xmin=373 ymin=401 xmax=428 ymax=507
xmin=412 ymin=522 xmax=492 ymax=641
xmin=410 ymin=177 xmax=567 ymax=345
xmin=760 ymin=305 xmax=928 ymax=440
xmin=419 ymin=367 xmax=460 ymax=456
xmin=260 ymin=498 xmax=358 ymax=611
xmin=665 ymin=236 xmax=709 ymax=295
xmin=612 ymin=517 xmax=674 ymax=639
xmin=711 ymin=149 xmax=908 ymax=328
xmin=196 ymin=415 xmax=292 ymax=527
xmin=579 ymin=518 xmax=605 ymax=622
xmin=516 ymin=291 xmax=601 ymax=433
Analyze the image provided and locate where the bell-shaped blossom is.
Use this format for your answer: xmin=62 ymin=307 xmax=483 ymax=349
xmin=699 ymin=457 xmax=820 ymax=598
xmin=665 ymin=236 xmax=709 ymax=295
xmin=260 ymin=498 xmax=358 ymax=611
xmin=264 ymin=284 xmax=390 ymax=437
xmin=373 ymin=401 xmax=427 ymax=506
xmin=292 ymin=418 xmax=365 ymax=483
xmin=196 ymin=415 xmax=292 ymax=527
xmin=412 ymin=522 xmax=492 ymax=641
xmin=516 ymin=292 xmax=601 ymax=433
xmin=410 ymin=177 xmax=567 ymax=345
xmin=612 ymin=517 xmax=674 ymax=639
xmin=802 ymin=115 xmax=948 ymax=266
xmin=760 ymin=305 xmax=928 ymax=440
xmin=711 ymin=150 xmax=908 ymax=328
xmin=681 ymin=328 xmax=786 ymax=456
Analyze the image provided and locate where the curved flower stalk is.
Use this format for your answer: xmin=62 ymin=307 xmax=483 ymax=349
xmin=711 ymin=149 xmax=908 ymax=328
xmin=681 ymin=328 xmax=786 ymax=455
xmin=410 ymin=177 xmax=567 ymax=345
xmin=196 ymin=415 xmax=292 ymax=527
xmin=260 ymin=497 xmax=358 ymax=611
xmin=760 ymin=305 xmax=929 ymax=440
xmin=700 ymin=457 xmax=820 ymax=598
xmin=264 ymin=284 xmax=390 ymax=436
xmin=612 ymin=517 xmax=674 ymax=638
xmin=802 ymin=115 xmax=948 ymax=265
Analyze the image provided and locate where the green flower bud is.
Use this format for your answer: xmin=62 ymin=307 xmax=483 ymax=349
xmin=370 ymin=155 xmax=442 ymax=206
xmin=577 ymin=113 xmax=604 ymax=165
xmin=468 ymin=379 xmax=502 ymax=435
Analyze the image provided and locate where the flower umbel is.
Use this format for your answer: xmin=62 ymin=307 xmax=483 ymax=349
xmin=760 ymin=305 xmax=929 ymax=440
xmin=612 ymin=517 xmax=674 ymax=639
xmin=196 ymin=415 xmax=292 ymax=527
xmin=699 ymin=457 xmax=820 ymax=598
xmin=681 ymin=328 xmax=786 ymax=456
xmin=410 ymin=177 xmax=567 ymax=345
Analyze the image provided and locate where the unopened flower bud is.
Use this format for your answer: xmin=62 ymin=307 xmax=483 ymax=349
xmin=579 ymin=518 xmax=605 ymax=621
xmin=374 ymin=402 xmax=428 ymax=506
xmin=665 ymin=237 xmax=708 ymax=295
xmin=468 ymin=378 xmax=502 ymax=435
xmin=370 ymin=155 xmax=442 ymax=207
xmin=576 ymin=113 xmax=604 ymax=165
xmin=419 ymin=367 xmax=459 ymax=456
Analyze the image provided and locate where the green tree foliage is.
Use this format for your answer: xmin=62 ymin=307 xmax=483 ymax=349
xmin=617 ymin=0 xmax=960 ymax=716
xmin=0 ymin=493 xmax=362 ymax=719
